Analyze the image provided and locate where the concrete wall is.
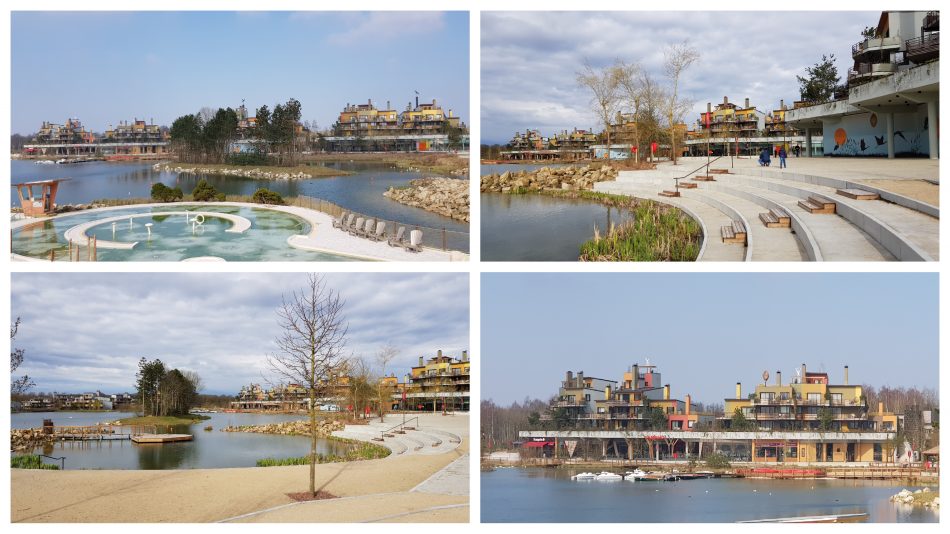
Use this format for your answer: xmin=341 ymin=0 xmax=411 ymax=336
xmin=822 ymin=107 xmax=929 ymax=156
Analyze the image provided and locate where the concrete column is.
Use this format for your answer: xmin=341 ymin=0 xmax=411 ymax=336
xmin=805 ymin=128 xmax=813 ymax=157
xmin=927 ymin=100 xmax=938 ymax=159
xmin=886 ymin=113 xmax=895 ymax=159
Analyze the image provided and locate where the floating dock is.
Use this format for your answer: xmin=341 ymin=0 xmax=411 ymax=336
xmin=130 ymin=434 xmax=194 ymax=444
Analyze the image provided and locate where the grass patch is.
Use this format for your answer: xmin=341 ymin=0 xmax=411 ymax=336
xmin=11 ymin=455 xmax=59 ymax=470
xmin=302 ymin=153 xmax=468 ymax=175
xmin=257 ymin=438 xmax=390 ymax=467
xmin=115 ymin=414 xmax=210 ymax=426
xmin=579 ymin=199 xmax=701 ymax=261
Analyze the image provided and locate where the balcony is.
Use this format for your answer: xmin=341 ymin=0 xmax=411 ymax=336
xmin=848 ymin=62 xmax=897 ymax=83
xmin=851 ymin=35 xmax=902 ymax=58
xmin=905 ymin=34 xmax=940 ymax=63
xmin=553 ymin=400 xmax=587 ymax=408
xmin=923 ymin=11 xmax=939 ymax=32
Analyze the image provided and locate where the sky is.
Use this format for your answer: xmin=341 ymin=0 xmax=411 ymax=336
xmin=11 ymin=11 xmax=469 ymax=134
xmin=482 ymin=273 xmax=938 ymax=406
xmin=481 ymin=11 xmax=877 ymax=144
xmin=11 ymin=273 xmax=469 ymax=395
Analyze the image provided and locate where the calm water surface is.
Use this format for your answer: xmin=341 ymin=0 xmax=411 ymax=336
xmin=481 ymin=468 xmax=939 ymax=523
xmin=12 ymin=411 xmax=345 ymax=470
xmin=481 ymin=193 xmax=633 ymax=261
xmin=12 ymin=160 xmax=468 ymax=234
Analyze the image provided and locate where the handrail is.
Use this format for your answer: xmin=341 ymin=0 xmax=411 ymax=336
xmin=380 ymin=416 xmax=419 ymax=440
xmin=38 ymin=454 xmax=65 ymax=470
xmin=673 ymin=155 xmax=724 ymax=193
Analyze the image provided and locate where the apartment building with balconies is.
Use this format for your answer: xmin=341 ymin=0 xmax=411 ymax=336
xmin=327 ymin=97 xmax=468 ymax=152
xmin=400 ymin=350 xmax=470 ymax=412
xmin=786 ymin=11 xmax=938 ymax=158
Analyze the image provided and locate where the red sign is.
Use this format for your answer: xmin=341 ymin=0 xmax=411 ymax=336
xmin=650 ymin=142 xmax=657 ymax=154
xmin=631 ymin=146 xmax=638 ymax=153
xmin=645 ymin=435 xmax=666 ymax=441
xmin=703 ymin=112 xmax=711 ymax=128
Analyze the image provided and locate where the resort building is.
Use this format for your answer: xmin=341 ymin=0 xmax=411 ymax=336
xmin=24 ymin=117 xmax=170 ymax=157
xmin=100 ymin=119 xmax=169 ymax=155
xmin=500 ymin=128 xmax=598 ymax=161
xmin=326 ymin=97 xmax=469 ymax=152
xmin=399 ymin=350 xmax=471 ymax=412
xmin=684 ymin=97 xmax=821 ymax=157
xmin=785 ymin=10 xmax=939 ymax=158
xmin=521 ymin=362 xmax=902 ymax=464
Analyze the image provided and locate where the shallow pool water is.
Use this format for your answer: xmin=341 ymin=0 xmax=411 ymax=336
xmin=12 ymin=205 xmax=358 ymax=262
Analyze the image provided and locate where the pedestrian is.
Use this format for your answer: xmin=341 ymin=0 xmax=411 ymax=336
xmin=794 ymin=145 xmax=801 ymax=157
xmin=759 ymin=147 xmax=771 ymax=167
xmin=779 ymin=146 xmax=787 ymax=169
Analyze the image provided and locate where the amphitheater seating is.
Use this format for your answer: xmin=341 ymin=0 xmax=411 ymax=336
xmin=721 ymin=219 xmax=747 ymax=244
xmin=798 ymin=196 xmax=836 ymax=214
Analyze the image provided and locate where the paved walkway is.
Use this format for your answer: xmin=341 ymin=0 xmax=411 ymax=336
xmin=689 ymin=156 xmax=939 ymax=182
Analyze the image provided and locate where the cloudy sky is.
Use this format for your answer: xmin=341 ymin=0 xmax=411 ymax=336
xmin=481 ymin=11 xmax=876 ymax=144
xmin=482 ymin=273 xmax=938 ymax=406
xmin=11 ymin=11 xmax=469 ymax=134
xmin=11 ymin=273 xmax=469 ymax=395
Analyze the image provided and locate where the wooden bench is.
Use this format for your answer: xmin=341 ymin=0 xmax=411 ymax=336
xmin=659 ymin=190 xmax=681 ymax=197
xmin=678 ymin=182 xmax=698 ymax=189
xmin=692 ymin=175 xmax=716 ymax=181
xmin=798 ymin=196 xmax=836 ymax=214
xmin=709 ymin=169 xmax=731 ymax=174
xmin=721 ymin=219 xmax=747 ymax=245
xmin=836 ymin=188 xmax=880 ymax=200
xmin=760 ymin=206 xmax=791 ymax=228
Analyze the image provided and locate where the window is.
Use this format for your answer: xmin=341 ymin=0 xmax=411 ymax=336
xmin=688 ymin=420 xmax=695 ymax=429
xmin=760 ymin=392 xmax=774 ymax=403
xmin=830 ymin=393 xmax=843 ymax=405
xmin=874 ymin=443 xmax=883 ymax=462
xmin=788 ymin=447 xmax=798 ymax=458
xmin=808 ymin=393 xmax=821 ymax=404
xmin=585 ymin=394 xmax=591 ymax=402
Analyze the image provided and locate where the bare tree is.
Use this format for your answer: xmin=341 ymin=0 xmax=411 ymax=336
xmin=11 ymin=318 xmax=34 ymax=397
xmin=663 ymin=41 xmax=700 ymax=164
xmin=346 ymin=356 xmax=376 ymax=420
xmin=577 ymin=59 xmax=620 ymax=160
xmin=268 ymin=274 xmax=348 ymax=498
xmin=375 ymin=343 xmax=399 ymax=422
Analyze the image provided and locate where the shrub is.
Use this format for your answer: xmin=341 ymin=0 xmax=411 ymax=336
xmin=11 ymin=455 xmax=59 ymax=470
xmin=150 ymin=183 xmax=184 ymax=203
xmin=191 ymin=179 xmax=225 ymax=202
xmin=704 ymin=452 xmax=731 ymax=469
xmin=227 ymin=152 xmax=270 ymax=166
xmin=252 ymin=188 xmax=285 ymax=205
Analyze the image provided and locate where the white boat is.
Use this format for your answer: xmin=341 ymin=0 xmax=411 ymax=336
xmin=34 ymin=160 xmax=55 ymax=165
xmin=571 ymin=472 xmax=597 ymax=480
xmin=594 ymin=471 xmax=623 ymax=481
xmin=624 ymin=469 xmax=648 ymax=481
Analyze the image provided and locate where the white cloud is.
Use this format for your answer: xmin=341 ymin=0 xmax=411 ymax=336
xmin=325 ymin=12 xmax=446 ymax=46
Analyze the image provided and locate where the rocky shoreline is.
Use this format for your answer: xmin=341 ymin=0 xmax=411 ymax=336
xmin=480 ymin=164 xmax=617 ymax=193
xmin=155 ymin=163 xmax=313 ymax=180
xmin=11 ymin=428 xmax=55 ymax=452
xmin=221 ymin=419 xmax=344 ymax=437
xmin=384 ymin=177 xmax=470 ymax=222
xmin=890 ymin=487 xmax=939 ymax=508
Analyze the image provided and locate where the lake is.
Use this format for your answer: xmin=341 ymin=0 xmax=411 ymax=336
xmin=11 ymin=160 xmax=468 ymax=235
xmin=11 ymin=411 xmax=347 ymax=470
xmin=481 ymin=468 xmax=939 ymax=523
xmin=481 ymin=193 xmax=633 ymax=261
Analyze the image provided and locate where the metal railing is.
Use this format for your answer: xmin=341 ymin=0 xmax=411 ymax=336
xmin=905 ymin=33 xmax=940 ymax=60
xmin=38 ymin=454 xmax=66 ymax=470
xmin=288 ymin=195 xmax=469 ymax=253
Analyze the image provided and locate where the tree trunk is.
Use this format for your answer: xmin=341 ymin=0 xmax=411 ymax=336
xmin=309 ymin=386 xmax=316 ymax=496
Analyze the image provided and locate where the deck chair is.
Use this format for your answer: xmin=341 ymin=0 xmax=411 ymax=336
xmin=350 ymin=217 xmax=365 ymax=236
xmin=361 ymin=218 xmax=376 ymax=238
xmin=388 ymin=226 xmax=406 ymax=247
xmin=371 ymin=221 xmax=387 ymax=241
xmin=332 ymin=211 xmax=347 ymax=229
xmin=405 ymin=229 xmax=423 ymax=252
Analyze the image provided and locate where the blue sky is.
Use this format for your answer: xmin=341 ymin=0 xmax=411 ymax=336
xmin=482 ymin=11 xmax=877 ymax=144
xmin=482 ymin=273 xmax=938 ymax=406
xmin=11 ymin=273 xmax=469 ymax=395
xmin=11 ymin=11 xmax=469 ymax=134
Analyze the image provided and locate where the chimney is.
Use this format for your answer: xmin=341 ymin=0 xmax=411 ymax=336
xmin=736 ymin=382 xmax=742 ymax=398
xmin=776 ymin=370 xmax=782 ymax=386
xmin=433 ymin=99 xmax=437 ymax=106
xmin=386 ymin=100 xmax=390 ymax=110
xmin=685 ymin=394 xmax=691 ymax=416
xmin=448 ymin=109 xmax=453 ymax=117
xmin=744 ymin=98 xmax=750 ymax=109
xmin=605 ymin=385 xmax=612 ymax=400
xmin=462 ymin=350 xmax=468 ymax=361
xmin=437 ymin=349 xmax=442 ymax=358
xmin=844 ymin=365 xmax=849 ymax=385
xmin=723 ymin=96 xmax=728 ymax=105
xmin=566 ymin=370 xmax=573 ymax=384
xmin=780 ymin=99 xmax=786 ymax=110
xmin=418 ymin=356 xmax=423 ymax=366
xmin=801 ymin=363 xmax=807 ymax=383
xmin=632 ymin=364 xmax=639 ymax=388
xmin=415 ymin=95 xmax=419 ymax=108
xmin=368 ymin=98 xmax=372 ymax=106
xmin=663 ymin=384 xmax=670 ymax=400
xmin=878 ymin=401 xmax=884 ymax=414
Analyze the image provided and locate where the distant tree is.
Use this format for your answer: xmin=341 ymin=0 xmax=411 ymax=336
xmin=797 ymin=54 xmax=841 ymax=103
xmin=135 ymin=358 xmax=166 ymax=417
xmin=157 ymin=369 xmax=200 ymax=416
xmin=662 ymin=40 xmax=699 ymax=164
xmin=861 ymin=26 xmax=877 ymax=38
xmin=10 ymin=318 xmax=34 ymax=396
xmin=527 ymin=411 xmax=541 ymax=428
xmin=817 ymin=407 xmax=835 ymax=431
xmin=577 ymin=59 xmax=620 ymax=160
xmin=346 ymin=357 xmax=376 ymax=419
xmin=374 ymin=344 xmax=399 ymax=421
xmin=267 ymin=274 xmax=349 ymax=498
xmin=647 ymin=406 xmax=668 ymax=430
xmin=730 ymin=408 xmax=755 ymax=431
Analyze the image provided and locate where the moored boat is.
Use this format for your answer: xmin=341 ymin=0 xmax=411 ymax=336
xmin=571 ymin=472 xmax=597 ymax=481
xmin=594 ymin=471 xmax=623 ymax=481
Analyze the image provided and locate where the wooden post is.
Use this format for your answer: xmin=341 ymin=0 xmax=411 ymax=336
xmin=92 ymin=236 xmax=97 ymax=261
xmin=87 ymin=237 xmax=92 ymax=261
xmin=49 ymin=248 xmax=55 ymax=262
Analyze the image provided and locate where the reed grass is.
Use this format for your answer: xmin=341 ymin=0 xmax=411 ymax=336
xmin=11 ymin=455 xmax=59 ymax=470
xmin=579 ymin=199 xmax=701 ymax=261
xmin=256 ymin=438 xmax=390 ymax=467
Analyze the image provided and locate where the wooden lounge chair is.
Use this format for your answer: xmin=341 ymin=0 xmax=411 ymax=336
xmin=361 ymin=218 xmax=376 ymax=238
xmin=332 ymin=211 xmax=347 ymax=229
xmin=370 ymin=221 xmax=387 ymax=241
xmin=350 ymin=217 xmax=365 ymax=236
xmin=388 ymin=226 xmax=406 ymax=247
xmin=405 ymin=229 xmax=423 ymax=252
xmin=342 ymin=213 xmax=355 ymax=232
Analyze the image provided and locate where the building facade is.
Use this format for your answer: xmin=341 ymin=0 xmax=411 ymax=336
xmin=24 ymin=117 xmax=170 ymax=157
xmin=400 ymin=350 xmax=471 ymax=412
xmin=326 ymin=97 xmax=468 ymax=152
xmin=786 ymin=11 xmax=939 ymax=158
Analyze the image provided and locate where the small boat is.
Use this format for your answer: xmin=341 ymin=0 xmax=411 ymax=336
xmin=35 ymin=160 xmax=55 ymax=165
xmin=739 ymin=513 xmax=869 ymax=523
xmin=571 ymin=472 xmax=597 ymax=481
xmin=594 ymin=471 xmax=623 ymax=481
xmin=624 ymin=469 xmax=648 ymax=481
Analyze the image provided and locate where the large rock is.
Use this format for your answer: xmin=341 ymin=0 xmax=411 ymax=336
xmin=480 ymin=164 xmax=617 ymax=193
xmin=222 ymin=419 xmax=345 ymax=437
xmin=383 ymin=177 xmax=469 ymax=222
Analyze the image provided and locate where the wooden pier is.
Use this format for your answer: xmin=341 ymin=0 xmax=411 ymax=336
xmin=33 ymin=424 xmax=193 ymax=445
xmin=130 ymin=434 xmax=193 ymax=444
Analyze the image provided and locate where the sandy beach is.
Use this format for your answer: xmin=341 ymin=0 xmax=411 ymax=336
xmin=11 ymin=413 xmax=469 ymax=523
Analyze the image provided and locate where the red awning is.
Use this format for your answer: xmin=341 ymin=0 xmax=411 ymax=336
xmin=523 ymin=441 xmax=554 ymax=448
